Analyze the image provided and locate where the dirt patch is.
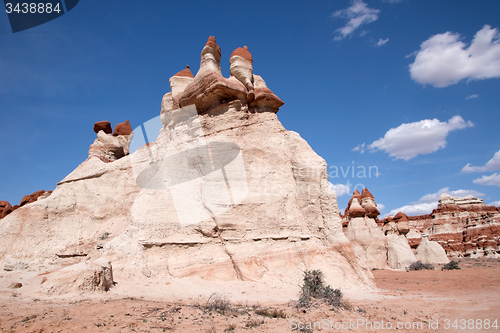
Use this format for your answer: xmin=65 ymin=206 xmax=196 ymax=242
xmin=1 ymin=258 xmax=499 ymax=332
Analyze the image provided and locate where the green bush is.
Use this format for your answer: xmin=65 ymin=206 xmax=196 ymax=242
xmin=297 ymin=270 xmax=348 ymax=310
xmin=408 ymin=261 xmax=435 ymax=271
xmin=442 ymin=260 xmax=461 ymax=271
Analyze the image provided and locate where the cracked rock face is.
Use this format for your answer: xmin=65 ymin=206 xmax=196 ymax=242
xmin=0 ymin=37 xmax=375 ymax=294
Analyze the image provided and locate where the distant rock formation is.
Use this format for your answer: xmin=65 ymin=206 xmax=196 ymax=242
xmin=381 ymin=193 xmax=500 ymax=258
xmin=343 ymin=189 xmax=416 ymax=270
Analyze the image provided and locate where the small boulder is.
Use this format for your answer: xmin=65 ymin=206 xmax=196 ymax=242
xmin=0 ymin=201 xmax=12 ymax=219
xmin=20 ymin=190 xmax=46 ymax=207
xmin=112 ymin=120 xmax=133 ymax=137
xmin=93 ymin=121 xmax=112 ymax=134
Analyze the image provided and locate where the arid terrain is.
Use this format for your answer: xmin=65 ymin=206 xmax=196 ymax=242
xmin=1 ymin=257 xmax=499 ymax=333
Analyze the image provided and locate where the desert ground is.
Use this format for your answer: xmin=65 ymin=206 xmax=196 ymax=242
xmin=1 ymin=258 xmax=499 ymax=333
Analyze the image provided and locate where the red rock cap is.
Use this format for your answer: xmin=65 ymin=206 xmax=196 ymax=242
xmin=174 ymin=65 xmax=194 ymax=78
xmin=94 ymin=121 xmax=112 ymax=134
xmin=20 ymin=190 xmax=45 ymax=207
xmin=361 ymin=188 xmax=374 ymax=199
xmin=231 ymin=46 xmax=253 ymax=62
xmin=205 ymin=36 xmax=221 ymax=56
xmin=112 ymin=120 xmax=133 ymax=137
xmin=394 ymin=212 xmax=409 ymax=222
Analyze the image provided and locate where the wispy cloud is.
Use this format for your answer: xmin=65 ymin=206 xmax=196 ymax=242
xmin=369 ymin=115 xmax=473 ymax=161
xmin=376 ymin=38 xmax=389 ymax=47
xmin=332 ymin=0 xmax=380 ymax=41
xmin=466 ymin=94 xmax=479 ymax=100
xmin=352 ymin=143 xmax=366 ymax=154
xmin=488 ymin=200 xmax=500 ymax=206
xmin=409 ymin=25 xmax=500 ymax=87
xmin=463 ymin=149 xmax=500 ymax=173
xmin=473 ymin=173 xmax=500 ymax=186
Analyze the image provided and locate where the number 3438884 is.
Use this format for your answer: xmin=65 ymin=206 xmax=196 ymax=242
xmin=5 ymin=3 xmax=61 ymax=14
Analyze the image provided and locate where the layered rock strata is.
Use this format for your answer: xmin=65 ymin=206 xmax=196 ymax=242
xmin=381 ymin=193 xmax=500 ymax=258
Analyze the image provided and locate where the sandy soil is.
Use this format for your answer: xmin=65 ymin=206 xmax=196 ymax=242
xmin=1 ymin=258 xmax=499 ymax=333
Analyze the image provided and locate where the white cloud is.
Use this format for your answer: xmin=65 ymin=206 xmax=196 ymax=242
xmin=384 ymin=187 xmax=485 ymax=217
xmin=377 ymin=203 xmax=385 ymax=211
xmin=329 ymin=182 xmax=350 ymax=197
xmin=409 ymin=25 xmax=500 ymax=87
xmin=332 ymin=0 xmax=380 ymax=41
xmin=488 ymin=200 xmax=500 ymax=206
xmin=473 ymin=173 xmax=500 ymax=186
xmin=466 ymin=94 xmax=479 ymax=100
xmin=376 ymin=38 xmax=389 ymax=47
xmin=352 ymin=143 xmax=366 ymax=154
xmin=369 ymin=115 xmax=473 ymax=160
xmin=386 ymin=202 xmax=438 ymax=217
xmin=462 ymin=149 xmax=500 ymax=173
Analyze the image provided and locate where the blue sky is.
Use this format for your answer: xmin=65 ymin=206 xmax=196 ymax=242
xmin=1 ymin=0 xmax=499 ymax=217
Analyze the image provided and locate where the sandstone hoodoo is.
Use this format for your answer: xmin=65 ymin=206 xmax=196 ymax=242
xmin=0 ymin=37 xmax=375 ymax=298
xmin=89 ymin=119 xmax=133 ymax=163
xmin=382 ymin=193 xmax=500 ymax=258
xmin=342 ymin=188 xmax=418 ymax=270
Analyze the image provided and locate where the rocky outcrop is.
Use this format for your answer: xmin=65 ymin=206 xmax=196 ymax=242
xmin=38 ymin=258 xmax=114 ymax=295
xmin=89 ymin=120 xmax=133 ymax=163
xmin=416 ymin=235 xmax=449 ymax=264
xmin=0 ymin=201 xmax=12 ymax=219
xmin=177 ymin=36 xmax=283 ymax=114
xmin=343 ymin=189 xmax=416 ymax=270
xmin=0 ymin=37 xmax=374 ymax=295
xmin=20 ymin=190 xmax=46 ymax=207
xmin=382 ymin=193 xmax=500 ymax=258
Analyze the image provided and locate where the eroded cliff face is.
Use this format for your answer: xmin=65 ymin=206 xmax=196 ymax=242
xmin=0 ymin=37 xmax=375 ymax=296
xmin=382 ymin=194 xmax=500 ymax=258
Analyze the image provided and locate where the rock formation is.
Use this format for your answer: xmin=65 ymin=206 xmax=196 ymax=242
xmin=0 ymin=37 xmax=374 ymax=296
xmin=0 ymin=201 xmax=12 ymax=219
xmin=93 ymin=121 xmax=112 ymax=134
xmin=382 ymin=193 xmax=500 ymax=258
xmin=89 ymin=120 xmax=133 ymax=163
xmin=415 ymin=235 xmax=449 ymax=264
xmin=343 ymin=189 xmax=416 ymax=270
xmin=112 ymin=120 xmax=133 ymax=137
xmin=20 ymin=190 xmax=46 ymax=207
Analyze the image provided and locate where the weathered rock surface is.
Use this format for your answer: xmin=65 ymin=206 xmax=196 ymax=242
xmin=37 ymin=258 xmax=114 ymax=295
xmin=0 ymin=37 xmax=374 ymax=295
xmin=382 ymin=193 xmax=500 ymax=258
xmin=416 ymin=235 xmax=449 ymax=264
xmin=89 ymin=125 xmax=133 ymax=163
